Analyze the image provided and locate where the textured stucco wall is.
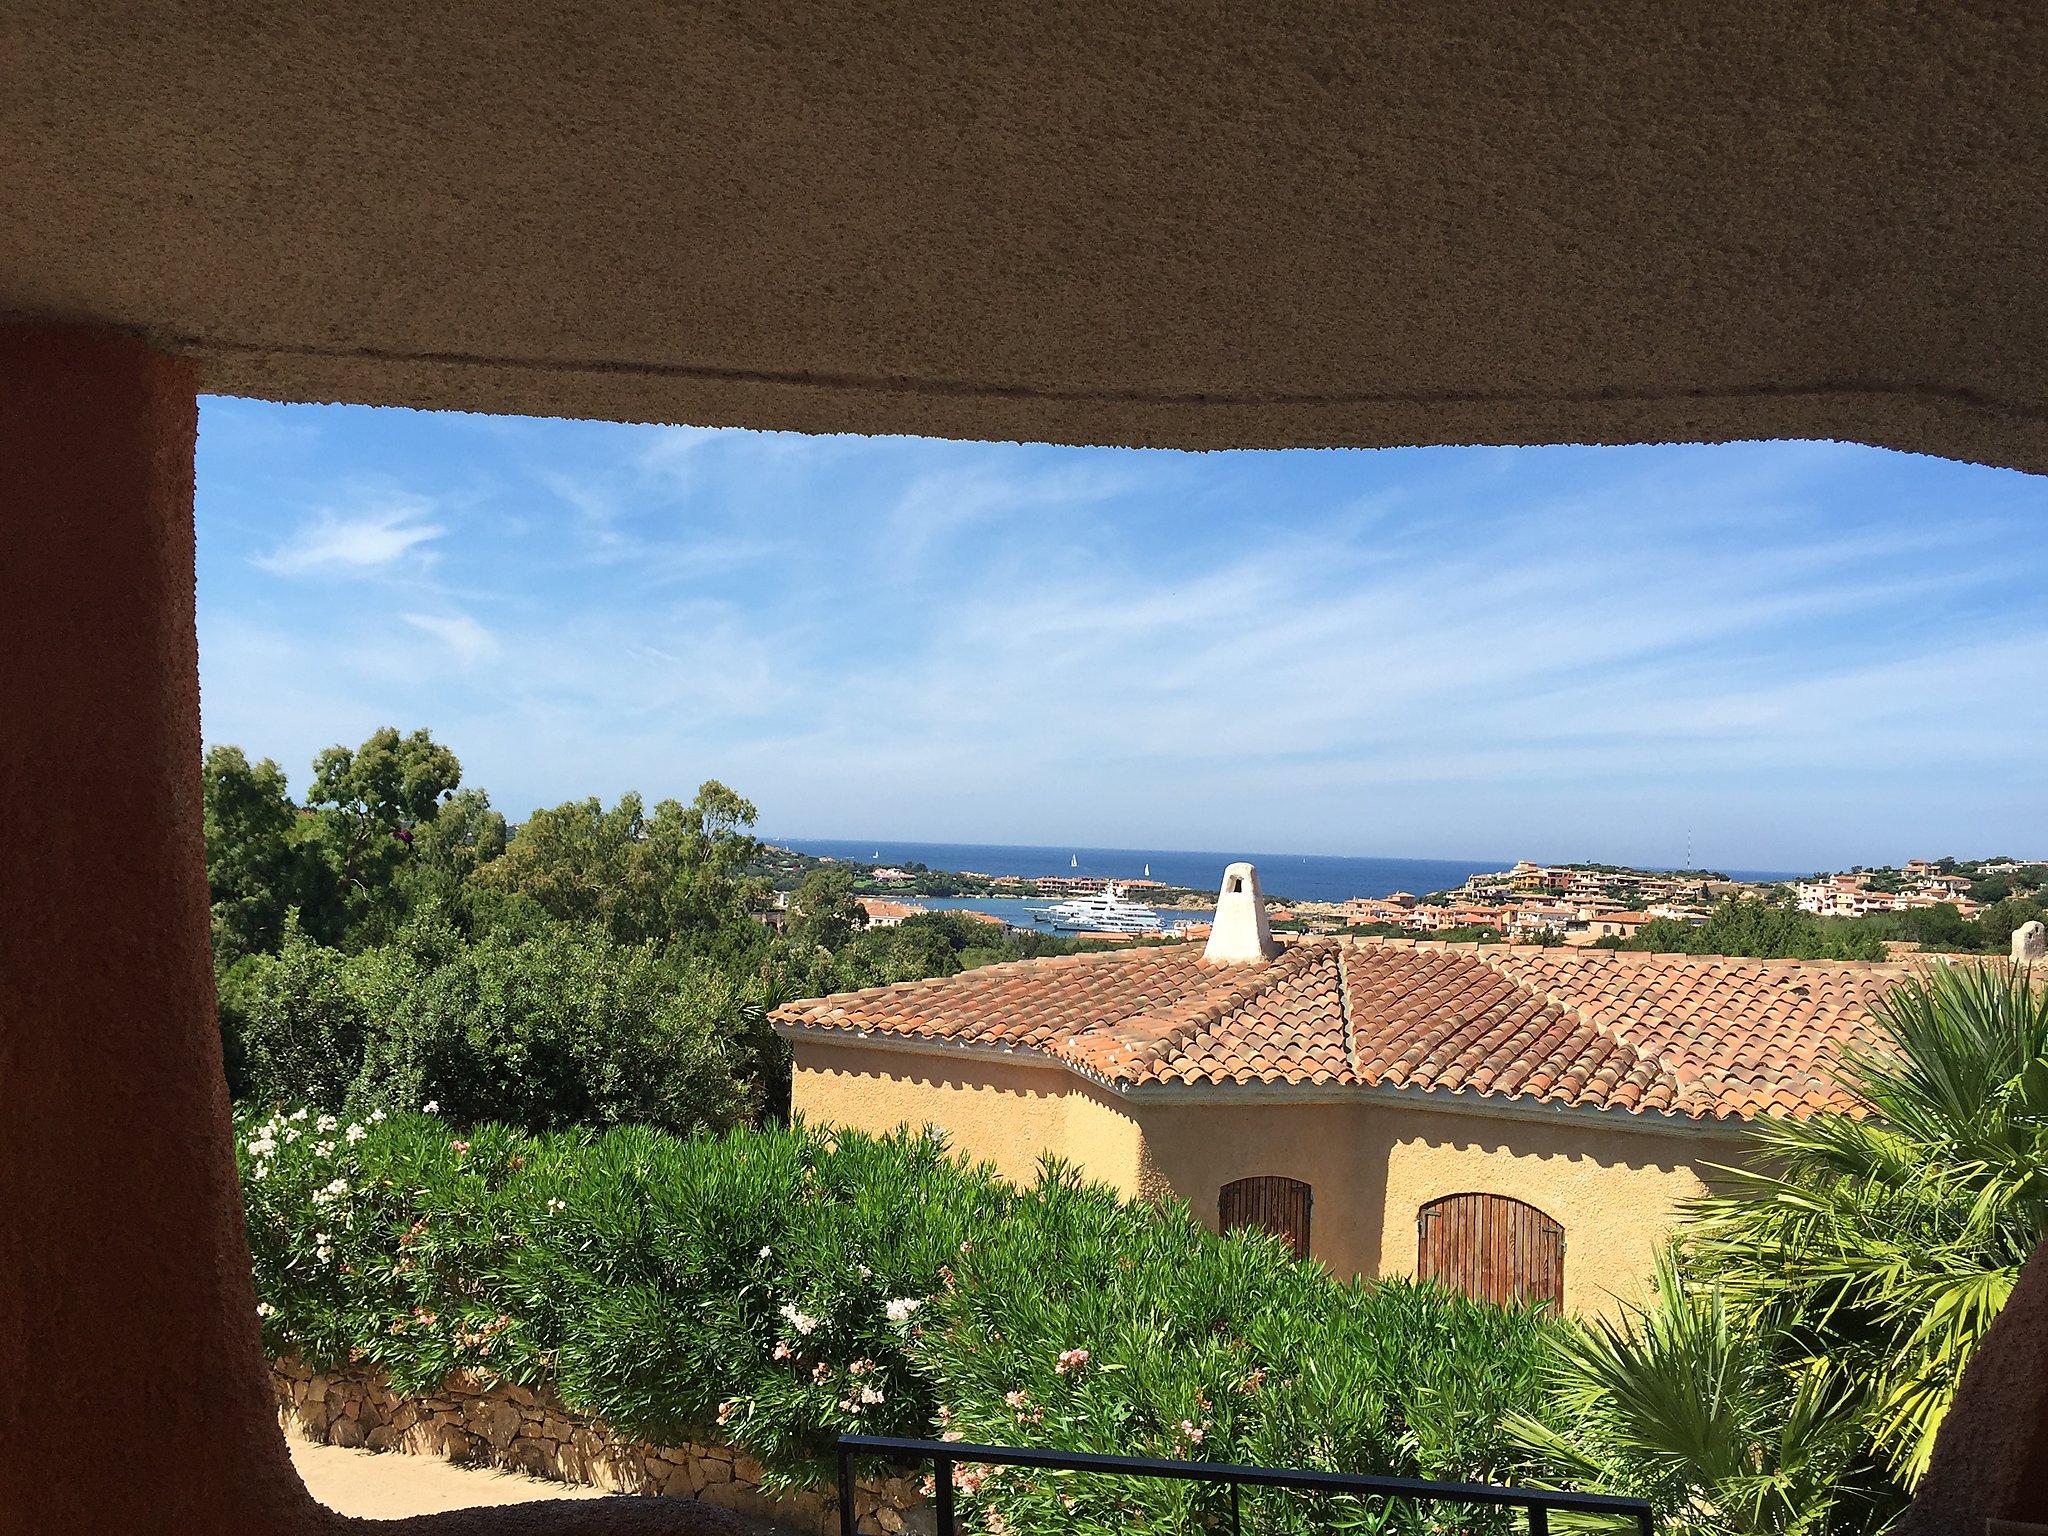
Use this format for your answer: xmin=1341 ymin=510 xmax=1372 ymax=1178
xmin=1137 ymin=1098 xmax=1743 ymax=1316
xmin=0 ymin=321 xmax=804 ymax=1536
xmin=0 ymin=326 xmax=319 ymax=1535
xmin=789 ymin=1038 xmax=1735 ymax=1317
xmin=8 ymin=6 xmax=2048 ymax=471
xmin=791 ymin=1041 xmax=1146 ymax=1193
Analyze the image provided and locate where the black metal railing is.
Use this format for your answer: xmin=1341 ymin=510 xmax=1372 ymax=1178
xmin=836 ymin=1435 xmax=1652 ymax=1536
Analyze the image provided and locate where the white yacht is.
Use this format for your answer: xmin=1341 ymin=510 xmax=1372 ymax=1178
xmin=1032 ymin=883 xmax=1163 ymax=933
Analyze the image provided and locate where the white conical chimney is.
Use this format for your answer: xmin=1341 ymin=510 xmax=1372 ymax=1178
xmin=1204 ymin=861 xmax=1281 ymax=963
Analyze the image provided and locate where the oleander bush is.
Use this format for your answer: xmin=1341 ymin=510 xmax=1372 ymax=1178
xmin=239 ymin=1110 xmax=1565 ymax=1533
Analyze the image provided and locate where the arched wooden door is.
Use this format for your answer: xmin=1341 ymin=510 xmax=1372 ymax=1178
xmin=1417 ymin=1193 xmax=1563 ymax=1306
xmin=1220 ymin=1176 xmax=1312 ymax=1258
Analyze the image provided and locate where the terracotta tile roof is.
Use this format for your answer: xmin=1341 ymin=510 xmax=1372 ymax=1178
xmin=772 ymin=939 xmax=1921 ymax=1122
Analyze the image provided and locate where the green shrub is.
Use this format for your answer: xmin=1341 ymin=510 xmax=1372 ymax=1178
xmin=225 ymin=919 xmax=757 ymax=1136
xmin=350 ymin=924 xmax=757 ymax=1133
xmin=219 ymin=919 xmax=388 ymax=1106
xmin=1623 ymin=901 xmax=1885 ymax=962
xmin=238 ymin=1112 xmax=1564 ymax=1529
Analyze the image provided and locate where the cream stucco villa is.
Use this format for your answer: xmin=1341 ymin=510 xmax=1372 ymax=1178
xmin=774 ymin=864 xmax=1909 ymax=1316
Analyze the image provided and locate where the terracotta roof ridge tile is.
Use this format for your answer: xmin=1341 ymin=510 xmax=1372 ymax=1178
xmin=1336 ymin=944 xmax=1365 ymax=1085
xmin=1067 ymin=940 xmax=1337 ymax=1082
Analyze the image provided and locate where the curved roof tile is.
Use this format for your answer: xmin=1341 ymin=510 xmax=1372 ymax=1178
xmin=772 ymin=938 xmax=1922 ymax=1121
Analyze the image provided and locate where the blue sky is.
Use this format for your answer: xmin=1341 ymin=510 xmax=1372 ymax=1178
xmin=194 ymin=399 xmax=2048 ymax=872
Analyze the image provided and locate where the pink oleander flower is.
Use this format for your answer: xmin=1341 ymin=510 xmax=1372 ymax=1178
xmin=1055 ymin=1348 xmax=1090 ymax=1375
xmin=772 ymin=1340 xmax=795 ymax=1361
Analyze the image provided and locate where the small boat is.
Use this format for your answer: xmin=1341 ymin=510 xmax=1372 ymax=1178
xmin=1070 ymin=854 xmax=1079 ymax=868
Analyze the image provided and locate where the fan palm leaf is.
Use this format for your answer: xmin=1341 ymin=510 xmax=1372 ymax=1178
xmin=1688 ymin=960 xmax=2048 ymax=1483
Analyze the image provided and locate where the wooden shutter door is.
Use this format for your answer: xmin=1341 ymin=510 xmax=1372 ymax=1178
xmin=1417 ymin=1193 xmax=1563 ymax=1306
xmin=1219 ymin=1176 xmax=1312 ymax=1258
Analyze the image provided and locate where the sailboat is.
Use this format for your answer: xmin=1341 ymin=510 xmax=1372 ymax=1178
xmin=1144 ymin=863 xmax=1151 ymax=877
xmin=1070 ymin=854 xmax=1078 ymax=868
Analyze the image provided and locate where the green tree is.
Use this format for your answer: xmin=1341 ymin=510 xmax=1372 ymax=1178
xmin=476 ymin=782 xmax=766 ymax=951
xmin=398 ymin=785 xmax=509 ymax=924
xmin=786 ymin=865 xmax=864 ymax=951
xmin=202 ymin=745 xmax=312 ymax=963
xmin=304 ymin=726 xmax=462 ymax=943
xmin=409 ymin=786 xmax=508 ymax=881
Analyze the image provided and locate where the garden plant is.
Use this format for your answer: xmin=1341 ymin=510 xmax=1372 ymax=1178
xmin=240 ymin=1113 xmax=1565 ymax=1536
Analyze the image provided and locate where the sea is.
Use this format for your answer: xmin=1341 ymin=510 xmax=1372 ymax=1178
xmin=773 ymin=839 xmax=1506 ymax=905
xmin=772 ymin=838 xmax=1802 ymax=912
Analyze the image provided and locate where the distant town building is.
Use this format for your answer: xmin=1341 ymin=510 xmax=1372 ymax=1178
xmin=1575 ymin=911 xmax=1656 ymax=942
xmin=858 ymin=897 xmax=928 ymax=928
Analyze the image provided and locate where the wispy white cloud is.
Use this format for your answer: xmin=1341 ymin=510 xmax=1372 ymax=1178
xmin=402 ymin=612 xmax=502 ymax=664
xmin=882 ymin=461 xmax=1137 ymax=571
xmin=254 ymin=495 xmax=444 ymax=576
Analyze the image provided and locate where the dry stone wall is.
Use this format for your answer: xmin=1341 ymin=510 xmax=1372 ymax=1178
xmin=271 ymin=1357 xmax=929 ymax=1536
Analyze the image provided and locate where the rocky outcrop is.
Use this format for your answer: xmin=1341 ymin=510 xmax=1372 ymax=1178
xmin=270 ymin=1358 xmax=928 ymax=1536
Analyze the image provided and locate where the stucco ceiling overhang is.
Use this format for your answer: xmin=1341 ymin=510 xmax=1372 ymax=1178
xmin=6 ymin=3 xmax=2048 ymax=468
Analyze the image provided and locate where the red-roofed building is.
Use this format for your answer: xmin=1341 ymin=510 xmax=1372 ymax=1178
xmin=775 ymin=929 xmax=1917 ymax=1315
xmin=858 ymin=897 xmax=928 ymax=928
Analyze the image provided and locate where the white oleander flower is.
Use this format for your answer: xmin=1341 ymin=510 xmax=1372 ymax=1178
xmin=859 ymin=1385 xmax=885 ymax=1405
xmin=345 ymin=1124 xmax=367 ymax=1144
xmin=759 ymin=1246 xmax=773 ymax=1259
xmin=256 ymin=1302 xmax=277 ymax=1319
xmin=315 ymin=1114 xmax=339 ymax=1133
xmin=779 ymin=1303 xmax=819 ymax=1336
xmin=884 ymin=1298 xmax=922 ymax=1324
xmin=422 ymin=1100 xmax=439 ymax=1114
xmin=369 ymin=1109 xmax=387 ymax=1122
xmin=547 ymin=1199 xmax=566 ymax=1213
xmin=291 ymin=1108 xmax=310 ymax=1122
xmin=313 ymin=1141 xmax=335 ymax=1158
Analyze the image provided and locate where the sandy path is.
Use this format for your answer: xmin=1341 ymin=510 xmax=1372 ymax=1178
xmin=289 ymin=1437 xmax=612 ymax=1519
